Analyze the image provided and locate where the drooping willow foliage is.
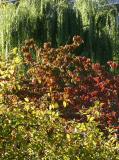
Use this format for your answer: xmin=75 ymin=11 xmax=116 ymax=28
xmin=0 ymin=0 xmax=82 ymax=57
xmin=0 ymin=0 xmax=118 ymax=64
xmin=0 ymin=3 xmax=16 ymax=58
xmin=75 ymin=0 xmax=119 ymax=64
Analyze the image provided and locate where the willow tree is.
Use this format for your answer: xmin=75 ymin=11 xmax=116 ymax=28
xmin=0 ymin=0 xmax=83 ymax=58
xmin=56 ymin=0 xmax=83 ymax=46
xmin=0 ymin=0 xmax=43 ymax=58
xmin=75 ymin=0 xmax=118 ymax=64
xmin=41 ymin=1 xmax=58 ymax=46
xmin=0 ymin=3 xmax=16 ymax=58
xmin=95 ymin=8 xmax=117 ymax=63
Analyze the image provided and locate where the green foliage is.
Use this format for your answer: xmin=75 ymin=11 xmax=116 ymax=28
xmin=0 ymin=0 xmax=118 ymax=63
xmin=0 ymin=101 xmax=119 ymax=160
xmin=75 ymin=0 xmax=119 ymax=63
xmin=0 ymin=0 xmax=82 ymax=55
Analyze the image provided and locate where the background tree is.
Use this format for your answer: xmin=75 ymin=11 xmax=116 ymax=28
xmin=0 ymin=0 xmax=118 ymax=64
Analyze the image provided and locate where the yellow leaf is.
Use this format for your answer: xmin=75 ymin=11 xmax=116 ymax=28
xmin=55 ymin=112 xmax=59 ymax=117
xmin=63 ymin=101 xmax=67 ymax=107
xmin=88 ymin=116 xmax=95 ymax=122
xmin=0 ymin=107 xmax=6 ymax=115
xmin=14 ymin=57 xmax=21 ymax=64
xmin=49 ymin=87 xmax=52 ymax=92
xmin=17 ymin=85 xmax=21 ymax=90
xmin=24 ymin=105 xmax=30 ymax=111
xmin=54 ymin=102 xmax=59 ymax=108
xmin=66 ymin=134 xmax=70 ymax=141
xmin=38 ymin=79 xmax=42 ymax=84
xmin=13 ymin=47 xmax=18 ymax=54
xmin=100 ymin=103 xmax=104 ymax=106
xmin=48 ymin=93 xmax=50 ymax=97
xmin=49 ymin=105 xmax=52 ymax=110
xmin=24 ymin=98 xmax=29 ymax=102
xmin=49 ymin=102 xmax=59 ymax=109
xmin=9 ymin=69 xmax=14 ymax=74
xmin=0 ymin=94 xmax=3 ymax=98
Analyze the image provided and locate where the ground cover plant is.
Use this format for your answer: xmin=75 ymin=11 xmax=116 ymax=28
xmin=0 ymin=101 xmax=119 ymax=159
xmin=0 ymin=36 xmax=119 ymax=159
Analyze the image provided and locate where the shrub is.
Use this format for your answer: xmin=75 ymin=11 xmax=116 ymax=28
xmin=0 ymin=101 xmax=119 ymax=160
xmin=0 ymin=36 xmax=119 ymax=131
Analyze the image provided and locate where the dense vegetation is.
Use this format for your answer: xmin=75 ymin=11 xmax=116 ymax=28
xmin=0 ymin=0 xmax=119 ymax=159
xmin=0 ymin=0 xmax=119 ymax=63
xmin=1 ymin=102 xmax=119 ymax=159
xmin=0 ymin=36 xmax=119 ymax=159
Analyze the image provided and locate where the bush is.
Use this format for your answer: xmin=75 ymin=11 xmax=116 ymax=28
xmin=0 ymin=100 xmax=119 ymax=160
xmin=0 ymin=36 xmax=119 ymax=159
xmin=0 ymin=36 xmax=119 ymax=130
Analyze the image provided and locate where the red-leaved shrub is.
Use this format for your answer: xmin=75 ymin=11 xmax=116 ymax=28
xmin=2 ymin=36 xmax=119 ymax=132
